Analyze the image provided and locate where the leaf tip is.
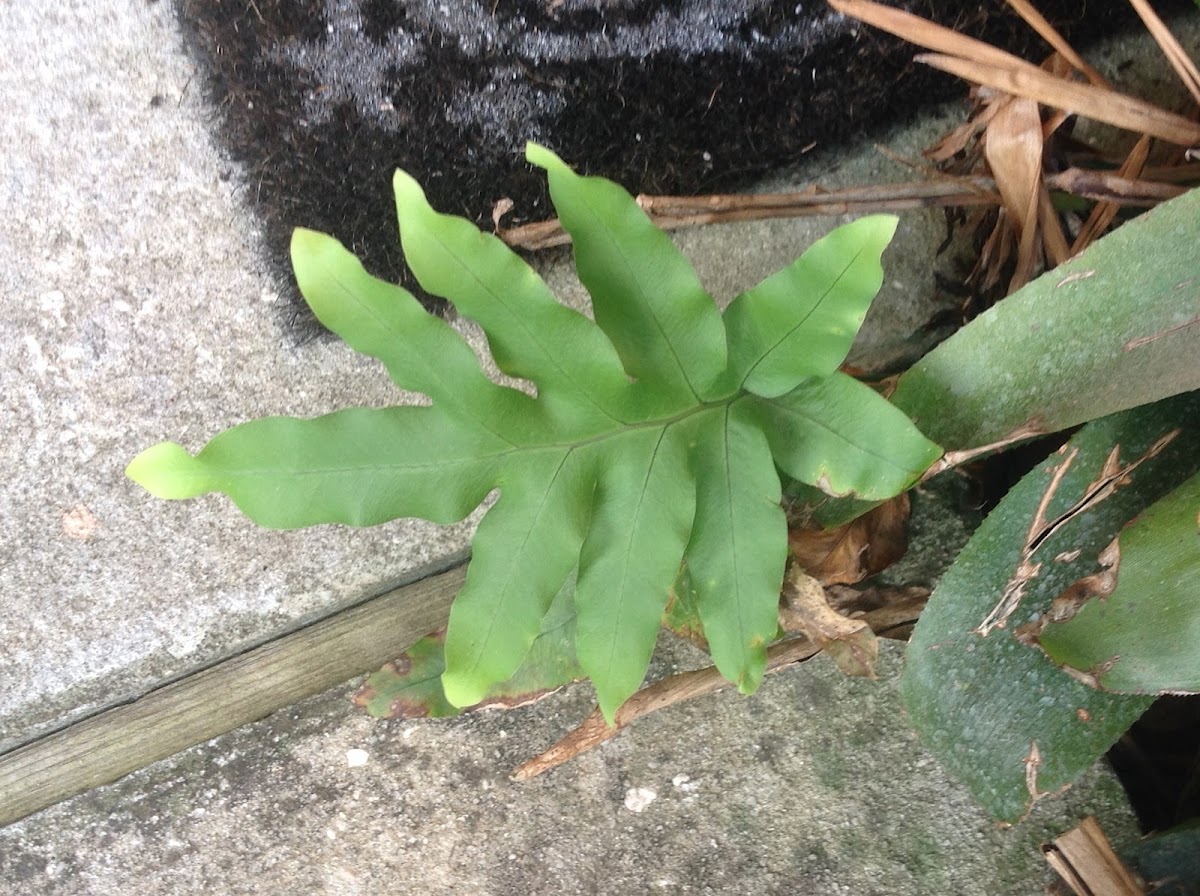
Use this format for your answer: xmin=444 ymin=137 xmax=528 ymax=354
xmin=729 ymin=647 xmax=768 ymax=696
xmin=814 ymin=472 xmax=850 ymax=499
xmin=736 ymin=669 xmax=765 ymax=696
xmin=869 ymin=212 xmax=900 ymax=240
xmin=289 ymin=226 xmax=326 ymax=263
xmin=595 ymin=690 xmax=626 ymax=727
xmin=126 ymin=442 xmax=204 ymax=499
xmin=392 ymin=168 xmax=424 ymax=205
xmin=440 ymin=670 xmax=487 ymax=711
xmin=525 ymin=142 xmax=566 ymax=173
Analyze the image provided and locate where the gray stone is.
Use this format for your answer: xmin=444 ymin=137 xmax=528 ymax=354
xmin=0 ymin=0 xmax=475 ymax=750
xmin=0 ymin=642 xmax=1137 ymax=895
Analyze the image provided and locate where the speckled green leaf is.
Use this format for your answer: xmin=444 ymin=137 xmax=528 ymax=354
xmin=891 ymin=188 xmax=1200 ymax=454
xmin=900 ymin=392 xmax=1200 ymax=822
xmin=806 ymin=187 xmax=1200 ymax=530
xmin=1035 ymin=470 xmax=1200 ymax=695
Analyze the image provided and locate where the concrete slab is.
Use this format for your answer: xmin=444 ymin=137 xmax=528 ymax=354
xmin=0 ymin=642 xmax=1138 ymax=895
xmin=0 ymin=0 xmax=478 ymax=749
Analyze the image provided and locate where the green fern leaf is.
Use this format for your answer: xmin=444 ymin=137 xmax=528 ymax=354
xmin=127 ymin=144 xmax=942 ymax=721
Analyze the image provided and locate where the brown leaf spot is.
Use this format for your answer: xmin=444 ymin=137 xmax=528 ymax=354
xmin=985 ymin=558 xmax=1042 ymax=636
xmin=349 ymin=653 xmax=421 ymax=716
xmin=1016 ymin=536 xmax=1121 ymax=647
xmin=387 ymin=697 xmax=435 ymax=719
xmin=1122 ymin=312 xmax=1200 ymax=351
xmin=980 ymin=432 xmax=1175 ymax=636
xmin=813 ymin=473 xmax=847 ymax=499
xmin=1022 ymin=740 xmax=1071 ymax=808
xmin=1024 ymin=740 xmax=1043 ymax=802
xmin=1046 ymin=536 xmax=1121 ymax=625
xmin=382 ymin=655 xmax=415 ymax=679
xmin=975 ymin=445 xmax=1076 ymax=636
xmin=1059 ymin=657 xmax=1119 ymax=690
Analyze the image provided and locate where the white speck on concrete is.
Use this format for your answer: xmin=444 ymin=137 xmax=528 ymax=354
xmin=623 ymin=787 xmax=657 ymax=813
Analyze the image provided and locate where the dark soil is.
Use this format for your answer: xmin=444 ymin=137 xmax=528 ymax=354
xmin=174 ymin=0 xmax=1141 ymax=332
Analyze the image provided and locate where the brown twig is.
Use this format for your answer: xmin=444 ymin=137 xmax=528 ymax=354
xmin=495 ymin=166 xmax=1187 ymax=252
xmin=1071 ymin=135 xmax=1153 ymax=254
xmin=496 ymin=178 xmax=1001 ymax=250
xmin=511 ymin=586 xmax=929 ymax=780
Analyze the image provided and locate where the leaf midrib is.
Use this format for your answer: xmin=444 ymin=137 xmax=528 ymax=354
xmin=759 ymin=388 xmax=927 ymax=475
xmin=421 ymin=225 xmax=630 ymax=430
xmin=197 ymin=392 xmax=744 ymax=482
xmin=739 ymin=243 xmax=867 ymax=387
xmin=572 ymin=188 xmax=713 ymax=403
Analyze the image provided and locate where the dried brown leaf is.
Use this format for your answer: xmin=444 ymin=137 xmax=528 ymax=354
xmin=1044 ymin=816 xmax=1146 ymax=896
xmin=985 ymin=97 xmax=1045 ymax=291
xmin=915 ymin=52 xmax=1200 ymax=147
xmin=1004 ymin=0 xmax=1110 ymax=88
xmin=780 ymin=566 xmax=878 ymax=678
xmin=1038 ymin=185 xmax=1071 ymax=268
xmin=1051 ymin=167 xmax=1186 ymax=205
xmin=830 ymin=0 xmax=1038 ymax=73
xmin=788 ymin=493 xmax=910 ymax=586
xmin=925 ymin=115 xmax=990 ymax=163
xmin=1071 ymin=135 xmax=1152 ymax=254
xmin=971 ymin=210 xmax=1015 ymax=293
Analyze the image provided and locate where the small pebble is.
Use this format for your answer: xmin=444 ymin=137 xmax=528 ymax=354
xmin=624 ymin=787 xmax=657 ymax=813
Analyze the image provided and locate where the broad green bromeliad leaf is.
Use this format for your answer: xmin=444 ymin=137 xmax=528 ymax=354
xmin=800 ymin=186 xmax=1200 ymax=530
xmin=127 ymin=144 xmax=941 ymax=721
xmin=900 ymin=392 xmax=1200 ymax=822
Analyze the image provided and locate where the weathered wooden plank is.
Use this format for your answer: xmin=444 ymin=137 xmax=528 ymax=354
xmin=0 ymin=557 xmax=467 ymax=828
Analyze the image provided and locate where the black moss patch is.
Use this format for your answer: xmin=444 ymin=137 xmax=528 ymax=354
xmin=175 ymin=0 xmax=1144 ymax=333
